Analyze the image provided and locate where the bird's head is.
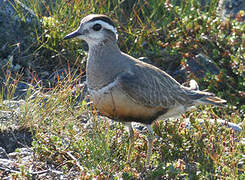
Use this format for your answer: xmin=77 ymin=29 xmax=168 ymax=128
xmin=64 ymin=14 xmax=118 ymax=46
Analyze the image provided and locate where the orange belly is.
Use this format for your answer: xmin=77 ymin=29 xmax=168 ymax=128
xmin=90 ymin=87 xmax=166 ymax=124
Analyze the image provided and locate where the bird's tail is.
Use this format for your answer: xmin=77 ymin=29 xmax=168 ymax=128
xmin=194 ymin=91 xmax=227 ymax=107
xmin=184 ymin=79 xmax=226 ymax=107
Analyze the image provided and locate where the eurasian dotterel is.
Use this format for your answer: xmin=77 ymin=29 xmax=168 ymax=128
xmin=64 ymin=14 xmax=226 ymax=167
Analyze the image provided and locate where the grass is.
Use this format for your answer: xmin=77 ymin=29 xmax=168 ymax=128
xmin=0 ymin=0 xmax=244 ymax=178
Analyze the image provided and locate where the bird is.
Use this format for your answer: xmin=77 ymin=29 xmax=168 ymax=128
xmin=64 ymin=14 xmax=226 ymax=167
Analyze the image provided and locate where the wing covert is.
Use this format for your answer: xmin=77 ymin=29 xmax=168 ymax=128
xmin=117 ymin=63 xmax=191 ymax=108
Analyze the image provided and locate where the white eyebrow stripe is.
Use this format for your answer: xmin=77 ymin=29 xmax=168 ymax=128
xmin=88 ymin=20 xmax=118 ymax=40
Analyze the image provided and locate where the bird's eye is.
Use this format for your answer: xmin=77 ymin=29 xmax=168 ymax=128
xmin=92 ymin=24 xmax=102 ymax=31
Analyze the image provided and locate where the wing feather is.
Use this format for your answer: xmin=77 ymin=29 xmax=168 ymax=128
xmin=117 ymin=62 xmax=193 ymax=108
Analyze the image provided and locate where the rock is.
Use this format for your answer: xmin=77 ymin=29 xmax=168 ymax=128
xmin=8 ymin=148 xmax=32 ymax=160
xmin=172 ymin=53 xmax=220 ymax=83
xmin=0 ymin=147 xmax=8 ymax=159
xmin=0 ymin=111 xmax=18 ymax=125
xmin=0 ymin=158 xmax=13 ymax=167
xmin=184 ymin=118 xmax=242 ymax=132
xmin=0 ymin=0 xmax=38 ymax=67
xmin=0 ymin=100 xmax=25 ymax=125
xmin=193 ymin=54 xmax=220 ymax=75
xmin=0 ymin=147 xmax=33 ymax=179
xmin=1 ymin=100 xmax=25 ymax=110
xmin=219 ymin=0 xmax=245 ymax=21
xmin=0 ymin=0 xmax=39 ymax=100
xmin=0 ymin=128 xmax=32 ymax=153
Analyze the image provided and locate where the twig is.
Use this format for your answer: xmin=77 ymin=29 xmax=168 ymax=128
xmin=66 ymin=152 xmax=84 ymax=171
xmin=0 ymin=165 xmax=20 ymax=174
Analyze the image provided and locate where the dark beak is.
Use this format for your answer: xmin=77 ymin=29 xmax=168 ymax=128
xmin=64 ymin=30 xmax=82 ymax=40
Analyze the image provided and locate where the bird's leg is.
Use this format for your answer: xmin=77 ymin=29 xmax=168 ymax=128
xmin=125 ymin=122 xmax=134 ymax=164
xmin=146 ymin=124 xmax=154 ymax=168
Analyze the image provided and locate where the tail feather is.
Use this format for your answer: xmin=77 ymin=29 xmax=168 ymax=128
xmin=183 ymin=80 xmax=226 ymax=107
xmin=195 ymin=91 xmax=227 ymax=107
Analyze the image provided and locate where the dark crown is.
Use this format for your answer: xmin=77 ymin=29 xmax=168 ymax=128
xmin=87 ymin=15 xmax=115 ymax=28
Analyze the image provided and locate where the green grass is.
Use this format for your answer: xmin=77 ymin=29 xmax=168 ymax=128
xmin=0 ymin=0 xmax=244 ymax=178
